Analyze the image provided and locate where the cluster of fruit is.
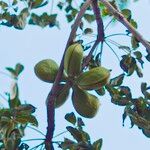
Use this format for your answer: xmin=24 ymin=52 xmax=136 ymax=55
xmin=34 ymin=43 xmax=110 ymax=118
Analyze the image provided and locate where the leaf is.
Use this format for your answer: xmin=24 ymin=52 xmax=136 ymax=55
xmin=84 ymin=14 xmax=95 ymax=23
xmin=66 ymin=126 xmax=83 ymax=142
xmin=118 ymin=46 xmax=130 ymax=52
xmin=130 ymin=19 xmax=137 ymax=28
xmin=121 ymin=9 xmax=131 ymax=19
xmin=31 ymin=0 xmax=43 ymax=9
xmin=141 ymin=82 xmax=147 ymax=95
xmin=65 ymin=5 xmax=73 ymax=13
xmin=0 ymin=1 xmax=8 ymax=9
xmin=66 ymin=14 xmax=73 ymax=22
xmin=65 ymin=112 xmax=76 ymax=125
xmin=142 ymin=129 xmax=150 ymax=138
xmin=9 ymin=83 xmax=21 ymax=108
xmin=120 ymin=86 xmax=132 ymax=97
xmin=66 ymin=126 xmax=90 ymax=143
xmin=6 ymin=67 xmax=16 ymax=77
xmin=57 ymin=2 xmax=64 ymax=10
xmin=133 ymin=51 xmax=142 ymax=59
xmin=92 ymin=139 xmax=103 ymax=150
xmin=110 ymin=74 xmax=125 ymax=86
xmin=15 ymin=63 xmax=24 ymax=76
xmin=77 ymin=117 xmax=85 ymax=128
xmin=120 ymin=55 xmax=137 ymax=76
xmin=131 ymin=36 xmax=139 ymax=49
xmin=60 ymin=138 xmax=76 ymax=149
xmin=15 ymin=114 xmax=38 ymax=127
xmin=134 ymin=51 xmax=144 ymax=68
xmin=19 ymin=143 xmax=29 ymax=150
xmin=84 ymin=28 xmax=93 ymax=34
xmin=122 ymin=110 xmax=127 ymax=126
xmin=145 ymin=54 xmax=150 ymax=62
xmin=15 ymin=104 xmax=36 ymax=114
xmin=135 ymin=66 xmax=143 ymax=78
xmin=95 ymin=87 xmax=105 ymax=96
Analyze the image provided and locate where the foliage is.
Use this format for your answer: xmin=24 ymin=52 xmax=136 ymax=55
xmin=1 ymin=0 xmax=150 ymax=150
xmin=0 ymin=64 xmax=37 ymax=149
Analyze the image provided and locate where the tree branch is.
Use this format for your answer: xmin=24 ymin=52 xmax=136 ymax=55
xmin=100 ymin=0 xmax=150 ymax=54
xmin=92 ymin=0 xmax=104 ymax=42
xmin=82 ymin=0 xmax=105 ymax=68
xmin=45 ymin=0 xmax=92 ymax=149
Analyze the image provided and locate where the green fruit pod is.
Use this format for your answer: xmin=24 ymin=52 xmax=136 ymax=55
xmin=55 ymin=84 xmax=70 ymax=108
xmin=34 ymin=59 xmax=67 ymax=83
xmin=76 ymin=67 xmax=110 ymax=90
xmin=72 ymin=86 xmax=100 ymax=118
xmin=64 ymin=43 xmax=83 ymax=77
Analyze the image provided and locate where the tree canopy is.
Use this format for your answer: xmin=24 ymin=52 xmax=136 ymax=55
xmin=0 ymin=0 xmax=150 ymax=149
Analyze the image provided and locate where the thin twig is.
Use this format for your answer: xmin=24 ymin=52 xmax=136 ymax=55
xmin=22 ymin=138 xmax=45 ymax=142
xmin=105 ymin=33 xmax=131 ymax=38
xmin=105 ymin=41 xmax=120 ymax=62
xmin=29 ymin=142 xmax=44 ymax=150
xmin=27 ymin=126 xmax=45 ymax=136
xmin=104 ymin=18 xmax=114 ymax=31
xmin=53 ymin=130 xmax=68 ymax=138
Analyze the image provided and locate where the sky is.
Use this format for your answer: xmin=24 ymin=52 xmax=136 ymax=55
xmin=0 ymin=0 xmax=150 ymax=149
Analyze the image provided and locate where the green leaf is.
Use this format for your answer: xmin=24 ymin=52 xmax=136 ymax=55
xmin=15 ymin=114 xmax=38 ymax=127
xmin=118 ymin=46 xmax=130 ymax=52
xmin=122 ymin=110 xmax=127 ymax=126
xmin=84 ymin=14 xmax=95 ymax=23
xmin=84 ymin=28 xmax=93 ymax=35
xmin=142 ymin=129 xmax=150 ymax=138
xmin=66 ymin=14 xmax=73 ymax=22
xmin=135 ymin=66 xmax=143 ymax=78
xmin=12 ymin=0 xmax=17 ymax=5
xmin=9 ymin=83 xmax=21 ymax=108
xmin=121 ymin=9 xmax=131 ymax=19
xmin=6 ymin=67 xmax=16 ymax=77
xmin=110 ymin=74 xmax=125 ymax=86
xmin=31 ymin=0 xmax=43 ymax=9
xmin=65 ymin=5 xmax=73 ymax=13
xmin=57 ymin=2 xmax=64 ymax=10
xmin=66 ymin=126 xmax=90 ymax=143
xmin=92 ymin=139 xmax=103 ymax=150
xmin=0 ymin=1 xmax=8 ymax=9
xmin=15 ymin=104 xmax=36 ymax=114
xmin=134 ymin=51 xmax=144 ymax=67
xmin=0 ymin=109 xmax=12 ymax=118
xmin=15 ymin=63 xmax=24 ymax=76
xmin=95 ymin=87 xmax=105 ymax=96
xmin=120 ymin=55 xmax=137 ymax=76
xmin=131 ymin=36 xmax=139 ymax=49
xmin=141 ymin=82 xmax=147 ymax=95
xmin=77 ymin=117 xmax=85 ymax=128
xmin=130 ymin=19 xmax=137 ymax=28
xmin=146 ymin=54 xmax=150 ymax=62
xmin=65 ymin=112 xmax=76 ymax=125
xmin=60 ymin=138 xmax=76 ymax=149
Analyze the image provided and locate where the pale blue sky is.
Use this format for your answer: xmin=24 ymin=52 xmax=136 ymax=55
xmin=0 ymin=0 xmax=150 ymax=149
